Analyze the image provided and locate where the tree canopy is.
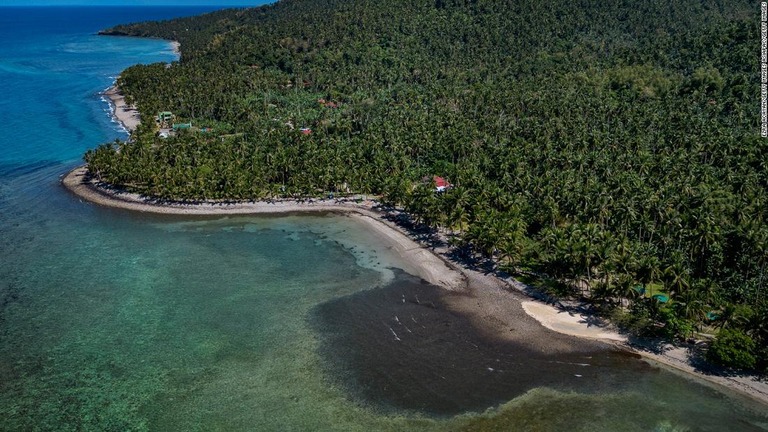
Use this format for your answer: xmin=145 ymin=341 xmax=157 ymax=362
xmin=87 ymin=0 xmax=767 ymax=370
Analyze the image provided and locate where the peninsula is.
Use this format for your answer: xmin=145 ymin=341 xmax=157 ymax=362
xmin=70 ymin=0 xmax=767 ymax=407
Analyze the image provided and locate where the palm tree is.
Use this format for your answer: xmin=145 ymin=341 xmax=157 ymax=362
xmin=664 ymin=252 xmax=691 ymax=297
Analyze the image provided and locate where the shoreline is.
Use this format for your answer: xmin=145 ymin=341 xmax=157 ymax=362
xmin=61 ymin=165 xmax=768 ymax=408
xmin=170 ymin=40 xmax=180 ymax=56
xmin=103 ymin=85 xmax=139 ymax=133
xmin=61 ymin=166 xmax=464 ymax=291
xmin=101 ymin=40 xmax=178 ymax=134
xmin=521 ymin=300 xmax=768 ymax=407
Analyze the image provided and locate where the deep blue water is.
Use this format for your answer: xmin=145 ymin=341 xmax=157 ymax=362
xmin=0 ymin=6 xmax=228 ymax=167
xmin=0 ymin=6 xmax=767 ymax=432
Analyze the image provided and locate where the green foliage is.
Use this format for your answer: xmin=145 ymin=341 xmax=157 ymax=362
xmin=659 ymin=308 xmax=695 ymax=340
xmin=86 ymin=0 xmax=768 ymax=361
xmin=760 ymin=347 xmax=768 ymax=374
xmin=609 ymin=304 xmax=658 ymax=338
xmin=707 ymin=328 xmax=757 ymax=370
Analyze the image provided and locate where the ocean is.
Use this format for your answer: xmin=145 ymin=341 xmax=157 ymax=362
xmin=0 ymin=6 xmax=767 ymax=431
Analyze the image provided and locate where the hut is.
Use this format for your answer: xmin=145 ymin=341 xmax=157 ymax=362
xmin=433 ymin=176 xmax=451 ymax=192
xmin=156 ymin=111 xmax=173 ymax=127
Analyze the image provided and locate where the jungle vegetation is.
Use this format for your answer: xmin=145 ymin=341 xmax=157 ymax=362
xmin=87 ymin=0 xmax=768 ymax=370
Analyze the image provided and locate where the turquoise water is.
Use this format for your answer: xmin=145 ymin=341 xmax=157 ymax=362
xmin=1 ymin=7 xmax=767 ymax=432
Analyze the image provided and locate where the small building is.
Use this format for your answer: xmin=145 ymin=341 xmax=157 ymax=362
xmin=156 ymin=111 xmax=174 ymax=127
xmin=300 ymin=127 xmax=312 ymax=135
xmin=173 ymin=122 xmax=192 ymax=130
xmin=433 ymin=176 xmax=452 ymax=192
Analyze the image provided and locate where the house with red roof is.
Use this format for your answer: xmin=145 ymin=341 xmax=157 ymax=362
xmin=433 ymin=176 xmax=451 ymax=192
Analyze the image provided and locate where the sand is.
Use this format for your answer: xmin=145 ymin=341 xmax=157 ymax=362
xmin=311 ymin=270 xmax=631 ymax=415
xmin=61 ymin=165 xmax=768 ymax=407
xmin=170 ymin=41 xmax=180 ymax=56
xmin=518 ymin=291 xmax=768 ymax=406
xmin=521 ymin=301 xmax=626 ymax=341
xmin=104 ymin=86 xmax=140 ymax=132
xmin=61 ymin=166 xmax=463 ymax=290
xmin=102 ymin=40 xmax=177 ymax=133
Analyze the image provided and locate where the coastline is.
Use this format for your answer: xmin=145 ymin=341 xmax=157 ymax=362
xmin=61 ymin=166 xmax=463 ymax=291
xmin=520 ymin=300 xmax=768 ymax=407
xmin=61 ymin=165 xmax=768 ymax=408
xmin=170 ymin=40 xmax=180 ymax=56
xmin=101 ymin=40 xmax=177 ymax=134
xmin=103 ymin=85 xmax=140 ymax=132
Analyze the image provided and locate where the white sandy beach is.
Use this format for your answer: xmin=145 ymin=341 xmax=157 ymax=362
xmin=520 ymin=299 xmax=768 ymax=406
xmin=103 ymin=41 xmax=177 ymax=134
xmin=61 ymin=164 xmax=768 ymax=407
xmin=170 ymin=41 xmax=180 ymax=56
xmin=104 ymin=86 xmax=140 ymax=132
xmin=521 ymin=301 xmax=626 ymax=341
xmin=61 ymin=167 xmax=463 ymax=291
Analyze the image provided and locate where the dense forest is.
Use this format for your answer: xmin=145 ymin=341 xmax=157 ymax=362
xmin=88 ymin=0 xmax=767 ymax=370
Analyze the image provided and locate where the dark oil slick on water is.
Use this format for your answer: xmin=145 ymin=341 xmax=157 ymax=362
xmin=311 ymin=271 xmax=766 ymax=428
xmin=311 ymin=270 xmax=642 ymax=415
